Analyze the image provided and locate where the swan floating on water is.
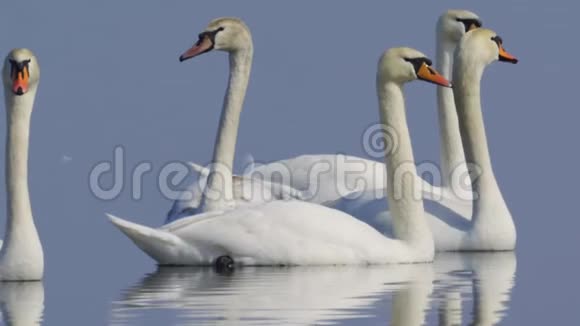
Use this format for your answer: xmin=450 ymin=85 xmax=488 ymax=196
xmin=0 ymin=49 xmax=44 ymax=281
xmin=108 ymin=17 xmax=451 ymax=266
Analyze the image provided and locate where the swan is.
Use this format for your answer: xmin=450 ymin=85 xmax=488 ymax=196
xmin=179 ymin=18 xmax=254 ymax=214
xmin=435 ymin=9 xmax=481 ymax=193
xmin=451 ymin=28 xmax=518 ymax=250
xmin=107 ymin=17 xmax=449 ymax=265
xmin=0 ymin=49 xmax=43 ymax=281
xmin=165 ymin=162 xmax=307 ymax=224
xmin=163 ymin=10 xmax=480 ymax=227
xmin=229 ymin=10 xmax=482 ymax=207
xmin=163 ymin=17 xmax=307 ymax=224
xmin=326 ymin=28 xmax=518 ymax=251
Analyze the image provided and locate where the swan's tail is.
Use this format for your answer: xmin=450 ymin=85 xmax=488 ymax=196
xmin=186 ymin=159 xmax=308 ymax=201
xmin=242 ymin=152 xmax=256 ymax=172
xmin=187 ymin=161 xmax=210 ymax=177
xmin=107 ymin=214 xmax=186 ymax=265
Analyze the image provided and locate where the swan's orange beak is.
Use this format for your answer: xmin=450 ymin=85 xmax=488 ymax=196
xmin=10 ymin=62 xmax=29 ymax=95
xmin=179 ymin=35 xmax=213 ymax=62
xmin=416 ymin=63 xmax=452 ymax=88
xmin=498 ymin=45 xmax=518 ymax=64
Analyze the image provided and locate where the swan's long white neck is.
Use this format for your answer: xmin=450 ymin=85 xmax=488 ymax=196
xmin=436 ymin=39 xmax=468 ymax=189
xmin=377 ymin=81 xmax=432 ymax=251
xmin=200 ymin=46 xmax=253 ymax=212
xmin=453 ymin=55 xmax=510 ymax=224
xmin=5 ymin=92 xmax=34 ymax=227
xmin=0 ymin=83 xmax=43 ymax=280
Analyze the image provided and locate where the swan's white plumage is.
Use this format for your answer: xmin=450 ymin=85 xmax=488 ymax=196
xmin=451 ymin=28 xmax=517 ymax=250
xmin=0 ymin=49 xmax=44 ymax=281
xmin=435 ymin=10 xmax=482 ymax=188
xmin=165 ymin=162 xmax=307 ymax=224
xmin=236 ymin=11 xmax=517 ymax=252
xmin=250 ymin=154 xmax=389 ymax=204
xmin=249 ymin=154 xmax=470 ymax=206
xmin=164 ymin=11 xmax=479 ymax=226
xmin=244 ymin=11 xmax=482 ymax=208
xmin=321 ymin=28 xmax=518 ymax=251
xmin=111 ymin=200 xmax=431 ymax=266
xmin=109 ymin=18 xmax=439 ymax=265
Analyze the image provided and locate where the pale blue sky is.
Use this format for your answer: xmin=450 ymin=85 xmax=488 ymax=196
xmin=0 ymin=1 xmax=577 ymax=324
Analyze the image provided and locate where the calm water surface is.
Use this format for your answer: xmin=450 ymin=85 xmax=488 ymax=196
xmin=1 ymin=253 xmax=516 ymax=326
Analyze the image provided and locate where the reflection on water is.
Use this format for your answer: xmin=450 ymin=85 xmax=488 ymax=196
xmin=109 ymin=253 xmax=515 ymax=326
xmin=111 ymin=264 xmax=433 ymax=325
xmin=432 ymin=253 xmax=516 ymax=326
xmin=0 ymin=281 xmax=44 ymax=326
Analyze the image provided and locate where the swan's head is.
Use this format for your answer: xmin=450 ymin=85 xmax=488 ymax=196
xmin=456 ymin=28 xmax=518 ymax=66
xmin=378 ymin=47 xmax=451 ymax=87
xmin=437 ymin=10 xmax=482 ymax=43
xmin=179 ymin=17 xmax=252 ymax=61
xmin=2 ymin=48 xmax=40 ymax=96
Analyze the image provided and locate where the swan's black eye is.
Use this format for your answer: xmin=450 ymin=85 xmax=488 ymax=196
xmin=8 ymin=59 xmax=31 ymax=79
xmin=491 ymin=35 xmax=503 ymax=46
xmin=456 ymin=18 xmax=482 ymax=32
xmin=404 ymin=57 xmax=432 ymax=73
xmin=198 ymin=27 xmax=225 ymax=44
xmin=9 ymin=60 xmax=15 ymax=79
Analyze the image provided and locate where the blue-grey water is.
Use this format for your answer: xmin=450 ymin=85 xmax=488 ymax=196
xmin=108 ymin=253 xmax=515 ymax=326
xmin=1 ymin=0 xmax=578 ymax=325
xmin=4 ymin=253 xmax=518 ymax=326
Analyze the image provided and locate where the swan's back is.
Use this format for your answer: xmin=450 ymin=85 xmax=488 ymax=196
xmin=155 ymin=201 xmax=425 ymax=265
xmin=324 ymin=187 xmax=475 ymax=251
xmin=249 ymin=154 xmax=388 ymax=204
xmin=166 ymin=175 xmax=306 ymax=224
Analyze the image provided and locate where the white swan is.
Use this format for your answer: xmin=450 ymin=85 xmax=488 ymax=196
xmin=178 ymin=18 xmax=254 ymax=214
xmin=0 ymin=49 xmax=43 ymax=281
xmin=108 ymin=17 xmax=448 ymax=265
xmin=163 ymin=17 xmax=307 ymax=224
xmin=164 ymin=10 xmax=480 ymax=226
xmin=451 ymin=28 xmax=517 ymax=250
xmin=435 ymin=10 xmax=481 ymax=193
xmin=165 ymin=162 xmax=307 ymax=224
xmin=327 ymin=28 xmax=518 ymax=251
xmin=237 ymin=10 xmax=481 ymax=207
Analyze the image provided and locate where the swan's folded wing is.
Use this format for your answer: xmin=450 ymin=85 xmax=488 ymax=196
xmin=107 ymin=214 xmax=199 ymax=265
